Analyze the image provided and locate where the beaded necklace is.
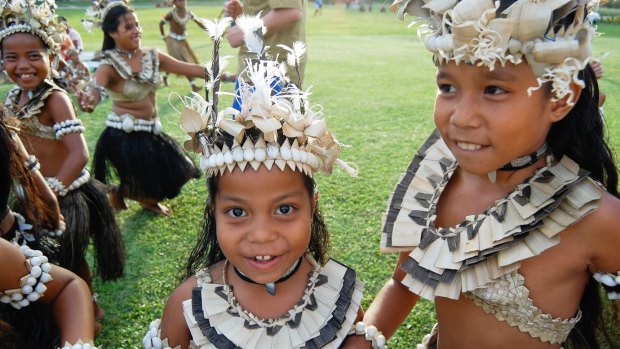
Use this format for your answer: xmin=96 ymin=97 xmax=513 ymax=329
xmin=114 ymin=47 xmax=140 ymax=59
xmin=171 ymin=8 xmax=190 ymax=25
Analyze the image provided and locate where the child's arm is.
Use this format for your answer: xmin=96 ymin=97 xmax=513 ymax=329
xmin=0 ymin=238 xmax=95 ymax=344
xmin=588 ymin=193 xmax=620 ymax=273
xmin=47 ymin=92 xmax=89 ymax=188
xmin=159 ymin=12 xmax=172 ymax=39
xmin=158 ymin=50 xmax=206 ymax=79
xmin=159 ymin=277 xmax=195 ymax=348
xmin=341 ymin=251 xmax=420 ymax=348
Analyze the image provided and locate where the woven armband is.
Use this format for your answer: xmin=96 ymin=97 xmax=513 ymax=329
xmin=53 ymin=119 xmax=85 ymax=139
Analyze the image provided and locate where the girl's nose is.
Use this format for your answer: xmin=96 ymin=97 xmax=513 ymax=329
xmin=247 ymin=216 xmax=278 ymax=243
xmin=450 ymin=94 xmax=482 ymax=129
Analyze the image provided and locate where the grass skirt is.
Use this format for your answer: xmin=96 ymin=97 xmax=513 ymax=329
xmin=93 ymin=127 xmax=201 ymax=202
xmin=164 ymin=37 xmax=198 ymax=64
xmin=58 ymin=178 xmax=125 ymax=281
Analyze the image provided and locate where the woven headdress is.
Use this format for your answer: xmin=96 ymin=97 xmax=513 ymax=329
xmin=0 ymin=0 xmax=63 ymax=50
xmin=392 ymin=0 xmax=602 ymax=104
xmin=171 ymin=14 xmax=357 ymax=178
xmin=82 ymin=0 xmax=130 ymax=32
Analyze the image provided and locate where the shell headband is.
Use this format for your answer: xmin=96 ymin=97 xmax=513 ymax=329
xmin=0 ymin=0 xmax=63 ymax=50
xmin=82 ymin=0 xmax=130 ymax=32
xmin=171 ymin=14 xmax=357 ymax=178
xmin=391 ymin=0 xmax=601 ymax=104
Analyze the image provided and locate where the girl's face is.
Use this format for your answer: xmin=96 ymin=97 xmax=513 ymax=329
xmin=1 ymin=33 xmax=51 ymax=91
xmin=434 ymin=61 xmax=569 ymax=175
xmin=214 ymin=166 xmax=315 ymax=285
xmin=174 ymin=0 xmax=186 ymax=10
xmin=109 ymin=12 xmax=142 ymax=51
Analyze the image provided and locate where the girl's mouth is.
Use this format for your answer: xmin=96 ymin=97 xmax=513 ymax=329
xmin=456 ymin=141 xmax=483 ymax=151
xmin=253 ymin=255 xmax=273 ymax=261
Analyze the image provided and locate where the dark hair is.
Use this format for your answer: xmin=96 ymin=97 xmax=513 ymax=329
xmin=101 ymin=4 xmax=134 ymax=51
xmin=550 ymin=64 xmax=619 ymax=349
xmin=181 ymin=129 xmax=331 ymax=282
xmin=0 ymin=107 xmax=58 ymax=233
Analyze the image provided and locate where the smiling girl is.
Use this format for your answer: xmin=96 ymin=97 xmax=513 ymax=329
xmin=142 ymin=17 xmax=369 ymax=349
xmin=0 ymin=0 xmax=125 ymax=326
xmin=79 ymin=0 xmax=206 ymax=217
xmin=345 ymin=1 xmax=620 ymax=348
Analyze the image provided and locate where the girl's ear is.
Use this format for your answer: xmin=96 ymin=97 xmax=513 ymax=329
xmin=549 ymin=82 xmax=583 ymax=122
xmin=312 ymin=192 xmax=319 ymax=216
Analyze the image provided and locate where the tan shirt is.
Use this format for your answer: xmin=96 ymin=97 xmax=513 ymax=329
xmin=238 ymin=0 xmax=307 ymax=84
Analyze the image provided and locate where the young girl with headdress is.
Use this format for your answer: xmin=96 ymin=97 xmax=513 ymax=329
xmin=345 ymin=1 xmax=620 ymax=348
xmin=159 ymin=0 xmax=205 ymax=91
xmin=79 ymin=0 xmax=207 ymax=217
xmin=0 ymin=0 xmax=125 ymax=323
xmin=0 ymin=104 xmax=97 ymax=349
xmin=142 ymin=16 xmax=370 ymax=349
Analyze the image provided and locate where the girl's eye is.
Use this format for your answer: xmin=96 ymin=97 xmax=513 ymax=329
xmin=275 ymin=205 xmax=294 ymax=215
xmin=226 ymin=207 xmax=246 ymax=218
xmin=485 ymin=86 xmax=507 ymax=95
xmin=438 ymin=84 xmax=456 ymax=94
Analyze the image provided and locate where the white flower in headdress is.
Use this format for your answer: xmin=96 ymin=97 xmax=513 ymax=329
xmin=169 ymin=92 xmax=213 ymax=153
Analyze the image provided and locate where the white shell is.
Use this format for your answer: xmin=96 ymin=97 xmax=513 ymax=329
xmin=153 ymin=120 xmax=163 ymax=134
xmin=30 ymin=266 xmax=42 ymax=278
xmin=208 ymin=154 xmax=217 ymax=168
xmin=267 ymin=144 xmax=279 ymax=159
xmin=26 ymin=293 xmax=40 ymax=302
xmin=200 ymin=156 xmax=209 ymax=170
xmin=243 ymin=148 xmax=255 ymax=162
xmin=300 ymin=150 xmax=308 ymax=163
xmin=216 ymin=153 xmax=224 ymax=167
xmin=281 ymin=147 xmax=292 ymax=161
xmin=41 ymin=263 xmax=51 ymax=272
xmin=122 ymin=117 xmax=134 ymax=133
xmin=223 ymin=152 xmax=234 ymax=165
xmin=255 ymin=148 xmax=266 ymax=162
xmin=21 ymin=285 xmax=33 ymax=294
xmin=291 ymin=148 xmax=301 ymax=161
xmin=232 ymin=147 xmax=245 ymax=162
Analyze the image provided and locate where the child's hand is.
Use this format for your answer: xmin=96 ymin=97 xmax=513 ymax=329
xmin=77 ymin=90 xmax=95 ymax=112
xmin=223 ymin=0 xmax=243 ymax=19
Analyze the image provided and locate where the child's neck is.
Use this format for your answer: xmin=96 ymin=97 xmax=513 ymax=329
xmin=225 ymin=257 xmax=314 ymax=319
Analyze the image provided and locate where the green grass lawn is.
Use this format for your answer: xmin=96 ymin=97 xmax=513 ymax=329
xmin=3 ymin=4 xmax=620 ymax=348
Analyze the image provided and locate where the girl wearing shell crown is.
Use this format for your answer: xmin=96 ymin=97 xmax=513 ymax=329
xmin=142 ymin=15 xmax=376 ymax=349
xmin=0 ymin=107 xmax=97 ymax=349
xmin=344 ymin=0 xmax=620 ymax=348
xmin=79 ymin=0 xmax=207 ymax=217
xmin=0 ymin=0 xmax=125 ymax=326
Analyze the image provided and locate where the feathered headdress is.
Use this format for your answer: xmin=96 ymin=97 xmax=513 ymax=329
xmin=392 ymin=0 xmax=602 ymax=104
xmin=81 ymin=0 xmax=130 ymax=32
xmin=171 ymin=15 xmax=356 ymax=178
xmin=0 ymin=0 xmax=64 ymax=50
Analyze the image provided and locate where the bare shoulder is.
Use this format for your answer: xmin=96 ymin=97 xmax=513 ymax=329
xmin=165 ymin=275 xmax=197 ymax=312
xmin=46 ymin=90 xmax=76 ymax=121
xmin=576 ymin=191 xmax=620 ymax=272
xmin=160 ymin=276 xmax=197 ymax=346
